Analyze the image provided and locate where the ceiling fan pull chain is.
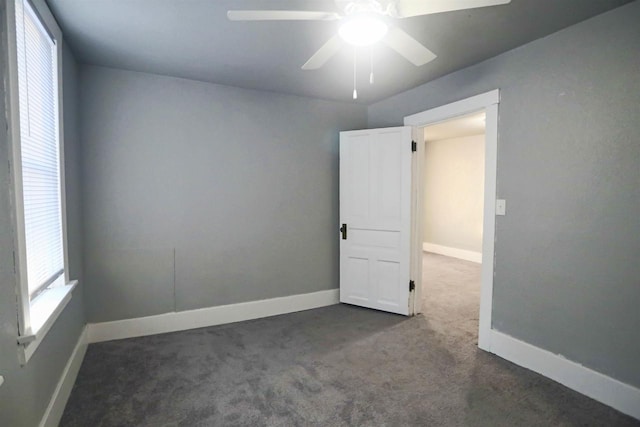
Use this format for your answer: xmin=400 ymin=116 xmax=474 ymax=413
xmin=369 ymin=46 xmax=374 ymax=85
xmin=353 ymin=46 xmax=358 ymax=100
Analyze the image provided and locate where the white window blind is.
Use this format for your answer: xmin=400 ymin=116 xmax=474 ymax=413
xmin=15 ymin=0 xmax=65 ymax=299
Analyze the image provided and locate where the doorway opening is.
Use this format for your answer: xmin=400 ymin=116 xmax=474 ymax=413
xmin=421 ymin=111 xmax=486 ymax=342
xmin=405 ymin=90 xmax=499 ymax=351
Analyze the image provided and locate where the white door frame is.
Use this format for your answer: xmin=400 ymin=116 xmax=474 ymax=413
xmin=404 ymin=89 xmax=499 ymax=351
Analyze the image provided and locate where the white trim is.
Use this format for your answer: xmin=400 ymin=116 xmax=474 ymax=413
xmin=404 ymin=89 xmax=500 ymax=126
xmin=20 ymin=281 xmax=78 ymax=364
xmin=88 ymin=289 xmax=340 ymax=343
xmin=39 ymin=325 xmax=88 ymax=427
xmin=405 ymin=90 xmax=499 ymax=350
xmin=478 ymin=101 xmax=498 ymax=350
xmin=489 ymin=330 xmax=640 ymax=421
xmin=423 ymin=243 xmax=482 ymax=263
xmin=7 ymin=0 xmax=32 ymax=337
xmin=408 ymin=126 xmax=424 ymax=315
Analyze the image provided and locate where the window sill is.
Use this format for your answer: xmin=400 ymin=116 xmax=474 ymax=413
xmin=18 ymin=280 xmax=78 ymax=365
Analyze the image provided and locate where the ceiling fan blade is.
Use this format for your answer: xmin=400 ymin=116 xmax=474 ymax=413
xmin=227 ymin=10 xmax=341 ymax=21
xmin=301 ymin=36 xmax=343 ymax=70
xmin=382 ymin=27 xmax=436 ymax=66
xmin=395 ymin=0 xmax=511 ymax=18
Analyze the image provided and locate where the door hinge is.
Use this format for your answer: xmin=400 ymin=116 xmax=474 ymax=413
xmin=409 ymin=280 xmax=415 ymax=292
xmin=411 ymin=141 xmax=417 ymax=152
xmin=340 ymin=223 xmax=347 ymax=240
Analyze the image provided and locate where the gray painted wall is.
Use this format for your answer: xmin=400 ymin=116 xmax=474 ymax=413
xmin=370 ymin=2 xmax=640 ymax=388
xmin=79 ymin=66 xmax=368 ymax=322
xmin=0 ymin=4 xmax=85 ymax=425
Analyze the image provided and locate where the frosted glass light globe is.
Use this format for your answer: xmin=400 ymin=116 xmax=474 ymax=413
xmin=339 ymin=17 xmax=388 ymax=46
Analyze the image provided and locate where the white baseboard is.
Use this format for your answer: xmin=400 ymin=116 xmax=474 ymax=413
xmin=489 ymin=329 xmax=640 ymax=420
xmin=423 ymin=242 xmax=482 ymax=263
xmin=39 ymin=326 xmax=88 ymax=427
xmin=88 ymin=289 xmax=340 ymax=343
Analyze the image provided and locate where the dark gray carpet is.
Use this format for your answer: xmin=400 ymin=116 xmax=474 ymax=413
xmin=61 ymin=253 xmax=639 ymax=426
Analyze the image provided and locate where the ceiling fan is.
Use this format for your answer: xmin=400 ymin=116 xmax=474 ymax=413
xmin=228 ymin=0 xmax=511 ymax=98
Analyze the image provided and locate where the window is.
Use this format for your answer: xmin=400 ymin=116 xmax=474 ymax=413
xmin=8 ymin=0 xmax=76 ymax=364
xmin=16 ymin=0 xmax=64 ymax=300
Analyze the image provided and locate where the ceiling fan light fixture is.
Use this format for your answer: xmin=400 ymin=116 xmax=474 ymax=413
xmin=338 ymin=16 xmax=388 ymax=46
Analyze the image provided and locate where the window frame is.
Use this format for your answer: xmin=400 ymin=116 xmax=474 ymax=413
xmin=6 ymin=0 xmax=77 ymax=364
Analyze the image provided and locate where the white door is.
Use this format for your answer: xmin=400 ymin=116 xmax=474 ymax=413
xmin=339 ymin=126 xmax=413 ymax=315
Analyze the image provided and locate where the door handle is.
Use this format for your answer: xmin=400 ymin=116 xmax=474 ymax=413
xmin=340 ymin=224 xmax=347 ymax=240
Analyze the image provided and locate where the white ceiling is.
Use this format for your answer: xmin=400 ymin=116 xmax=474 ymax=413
xmin=47 ymin=0 xmax=633 ymax=104
xmin=425 ymin=111 xmax=486 ymax=142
